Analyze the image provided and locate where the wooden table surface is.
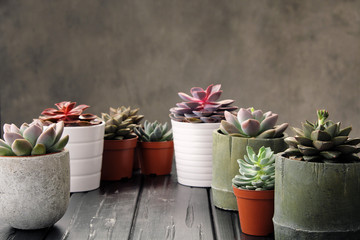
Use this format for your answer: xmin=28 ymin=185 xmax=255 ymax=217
xmin=0 ymin=164 xmax=274 ymax=240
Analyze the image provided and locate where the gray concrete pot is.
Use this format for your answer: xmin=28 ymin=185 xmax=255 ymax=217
xmin=0 ymin=150 xmax=70 ymax=230
xmin=211 ymin=130 xmax=287 ymax=210
xmin=273 ymin=154 xmax=360 ymax=240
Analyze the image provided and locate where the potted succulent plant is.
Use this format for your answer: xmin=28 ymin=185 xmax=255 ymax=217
xmin=39 ymin=101 xmax=104 ymax=192
xmin=101 ymin=106 xmax=143 ymax=180
xmin=134 ymin=120 xmax=173 ymax=175
xmin=273 ymin=110 xmax=360 ymax=239
xmin=232 ymin=146 xmax=275 ymax=236
xmin=212 ymin=107 xmax=288 ymax=210
xmin=169 ymin=84 xmax=238 ymax=187
xmin=0 ymin=121 xmax=70 ymax=230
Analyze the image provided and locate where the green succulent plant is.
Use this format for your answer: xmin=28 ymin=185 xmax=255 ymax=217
xmin=0 ymin=121 xmax=69 ymax=156
xmin=134 ymin=120 xmax=173 ymax=142
xmin=232 ymin=146 xmax=275 ymax=191
xmin=284 ymin=110 xmax=360 ymax=163
xmin=102 ymin=106 xmax=144 ymax=140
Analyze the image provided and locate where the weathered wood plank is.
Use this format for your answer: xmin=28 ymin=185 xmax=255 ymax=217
xmin=130 ymin=173 xmax=214 ymax=240
xmin=210 ymin=190 xmax=274 ymax=240
xmin=45 ymin=174 xmax=141 ymax=240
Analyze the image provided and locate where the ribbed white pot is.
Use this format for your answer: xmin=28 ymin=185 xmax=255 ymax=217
xmin=63 ymin=122 xmax=105 ymax=192
xmin=171 ymin=120 xmax=220 ymax=187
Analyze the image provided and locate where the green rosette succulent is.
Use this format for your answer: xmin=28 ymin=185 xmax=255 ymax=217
xmin=220 ymin=107 xmax=288 ymax=139
xmin=284 ymin=110 xmax=360 ymax=163
xmin=134 ymin=120 xmax=173 ymax=142
xmin=102 ymin=106 xmax=144 ymax=140
xmin=232 ymin=146 xmax=275 ymax=190
xmin=0 ymin=121 xmax=69 ymax=156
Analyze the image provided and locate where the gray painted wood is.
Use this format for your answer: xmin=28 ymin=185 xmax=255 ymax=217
xmin=210 ymin=190 xmax=274 ymax=240
xmin=46 ymin=174 xmax=141 ymax=240
xmin=130 ymin=173 xmax=214 ymax=240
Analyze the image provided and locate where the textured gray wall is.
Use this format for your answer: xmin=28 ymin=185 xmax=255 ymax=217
xmin=1 ymin=0 xmax=360 ymax=136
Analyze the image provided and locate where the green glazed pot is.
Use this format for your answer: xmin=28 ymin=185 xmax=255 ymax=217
xmin=273 ymin=154 xmax=360 ymax=240
xmin=211 ymin=129 xmax=286 ymax=210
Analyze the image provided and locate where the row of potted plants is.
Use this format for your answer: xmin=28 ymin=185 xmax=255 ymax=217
xmin=1 ymin=84 xmax=360 ymax=239
xmin=169 ymin=84 xmax=360 ymax=239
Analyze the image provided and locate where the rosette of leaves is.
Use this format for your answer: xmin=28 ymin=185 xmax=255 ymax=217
xmin=102 ymin=106 xmax=144 ymax=140
xmin=40 ymin=101 xmax=101 ymax=126
xmin=220 ymin=107 xmax=288 ymax=139
xmin=232 ymin=146 xmax=275 ymax=190
xmin=284 ymin=110 xmax=360 ymax=163
xmin=169 ymin=84 xmax=238 ymax=123
xmin=134 ymin=120 xmax=173 ymax=142
xmin=0 ymin=121 xmax=69 ymax=156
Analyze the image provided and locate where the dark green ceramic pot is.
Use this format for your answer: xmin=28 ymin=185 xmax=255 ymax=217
xmin=211 ymin=129 xmax=287 ymax=210
xmin=273 ymin=154 xmax=360 ymax=240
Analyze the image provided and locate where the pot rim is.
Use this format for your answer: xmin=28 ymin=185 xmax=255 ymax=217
xmin=171 ymin=119 xmax=220 ymax=127
xmin=232 ymin=185 xmax=274 ymax=199
xmin=62 ymin=120 xmax=105 ymax=129
xmin=276 ymin=153 xmax=360 ymax=166
xmin=104 ymin=136 xmax=138 ymax=150
xmin=213 ymin=128 xmax=288 ymax=140
xmin=139 ymin=140 xmax=174 ymax=149
xmin=0 ymin=149 xmax=69 ymax=159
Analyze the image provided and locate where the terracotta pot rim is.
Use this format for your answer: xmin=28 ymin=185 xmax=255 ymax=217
xmin=233 ymin=185 xmax=274 ymax=200
xmin=104 ymin=136 xmax=138 ymax=150
xmin=139 ymin=140 xmax=174 ymax=149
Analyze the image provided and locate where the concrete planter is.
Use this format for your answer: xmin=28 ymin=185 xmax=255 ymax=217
xmin=0 ymin=150 xmax=70 ymax=230
xmin=171 ymin=120 xmax=220 ymax=187
xmin=273 ymin=154 xmax=360 ymax=240
xmin=211 ymin=130 xmax=286 ymax=210
xmin=63 ymin=122 xmax=105 ymax=192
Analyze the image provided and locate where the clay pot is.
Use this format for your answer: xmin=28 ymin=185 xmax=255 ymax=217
xmin=233 ymin=186 xmax=274 ymax=236
xmin=139 ymin=141 xmax=174 ymax=175
xmin=101 ymin=137 xmax=138 ymax=180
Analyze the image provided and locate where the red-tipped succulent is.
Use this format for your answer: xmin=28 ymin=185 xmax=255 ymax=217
xmin=39 ymin=101 xmax=101 ymax=126
xmin=170 ymin=84 xmax=238 ymax=123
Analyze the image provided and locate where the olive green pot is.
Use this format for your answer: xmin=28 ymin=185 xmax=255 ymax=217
xmin=211 ymin=130 xmax=287 ymax=210
xmin=273 ymin=154 xmax=360 ymax=240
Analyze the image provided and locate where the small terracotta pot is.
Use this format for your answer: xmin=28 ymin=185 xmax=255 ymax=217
xmin=139 ymin=141 xmax=174 ymax=175
xmin=101 ymin=137 xmax=138 ymax=180
xmin=133 ymin=145 xmax=142 ymax=170
xmin=233 ymin=186 xmax=274 ymax=236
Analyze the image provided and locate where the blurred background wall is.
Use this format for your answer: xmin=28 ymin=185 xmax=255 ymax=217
xmin=1 ymin=0 xmax=360 ymax=136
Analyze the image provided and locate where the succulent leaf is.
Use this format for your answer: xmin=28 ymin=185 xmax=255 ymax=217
xmin=12 ymin=139 xmax=33 ymax=156
xmin=31 ymin=144 xmax=47 ymax=155
xmin=23 ymin=124 xmax=43 ymax=147
xmin=0 ymin=146 xmax=14 ymax=156
xmin=4 ymin=132 xmax=24 ymax=146
xmin=36 ymin=126 xmax=56 ymax=149
xmin=241 ymin=119 xmax=260 ymax=137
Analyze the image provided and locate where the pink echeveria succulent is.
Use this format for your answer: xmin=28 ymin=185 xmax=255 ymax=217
xmin=220 ymin=107 xmax=288 ymax=138
xmin=169 ymin=84 xmax=238 ymax=123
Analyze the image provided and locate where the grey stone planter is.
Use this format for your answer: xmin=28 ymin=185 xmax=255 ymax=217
xmin=273 ymin=154 xmax=360 ymax=240
xmin=211 ymin=130 xmax=286 ymax=210
xmin=0 ymin=150 xmax=70 ymax=230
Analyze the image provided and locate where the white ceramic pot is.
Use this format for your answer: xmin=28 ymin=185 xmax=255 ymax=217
xmin=63 ymin=122 xmax=105 ymax=192
xmin=171 ymin=120 xmax=220 ymax=187
xmin=0 ymin=150 xmax=70 ymax=230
